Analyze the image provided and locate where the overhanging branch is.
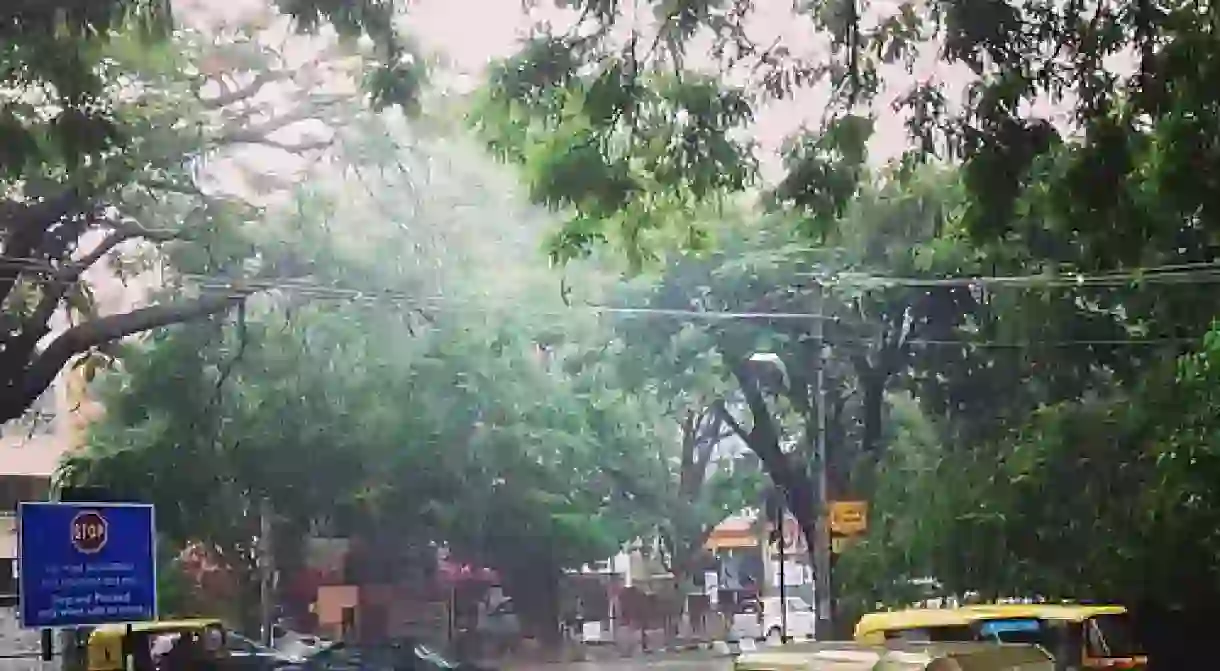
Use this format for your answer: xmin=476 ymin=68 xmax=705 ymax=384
xmin=713 ymin=399 xmax=748 ymax=443
xmin=16 ymin=293 xmax=247 ymax=416
xmin=216 ymin=95 xmax=347 ymax=147
xmin=0 ymin=189 xmax=88 ymax=307
xmin=26 ymin=221 xmax=186 ymax=339
xmin=231 ymin=136 xmax=335 ymax=153
xmin=201 ymin=70 xmax=286 ymax=110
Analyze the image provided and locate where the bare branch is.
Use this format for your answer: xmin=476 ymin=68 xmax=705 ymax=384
xmin=7 ymin=293 xmax=247 ymax=424
xmin=691 ymin=412 xmax=724 ymax=483
xmin=201 ymin=70 xmax=286 ymax=110
xmin=232 ymin=136 xmax=335 ymax=153
xmin=26 ymin=219 xmax=185 ymax=335
xmin=712 ymin=399 xmax=749 ymax=443
xmin=216 ymin=94 xmax=347 ymax=147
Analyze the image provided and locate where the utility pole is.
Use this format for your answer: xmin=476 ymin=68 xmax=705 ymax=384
xmin=778 ymin=530 xmax=787 ymax=641
xmin=258 ymin=497 xmax=275 ymax=647
xmin=766 ymin=490 xmax=788 ymax=642
xmin=812 ymin=282 xmax=833 ymax=640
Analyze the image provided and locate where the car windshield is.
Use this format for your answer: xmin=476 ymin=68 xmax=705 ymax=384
xmin=978 ymin=618 xmax=1046 ymax=646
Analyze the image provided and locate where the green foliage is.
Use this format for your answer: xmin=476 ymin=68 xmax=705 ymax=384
xmin=32 ymin=0 xmax=1220 ymax=627
xmin=0 ymin=1 xmax=432 ymax=428
xmin=274 ymin=0 xmax=424 ymax=109
xmin=60 ymin=297 xmax=672 ymax=620
xmin=0 ymin=0 xmax=422 ymax=175
xmin=472 ymin=43 xmax=755 ymax=266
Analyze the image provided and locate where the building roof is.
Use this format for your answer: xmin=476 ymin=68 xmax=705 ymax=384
xmin=705 ymin=513 xmax=759 ymax=551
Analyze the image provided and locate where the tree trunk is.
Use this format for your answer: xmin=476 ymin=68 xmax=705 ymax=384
xmin=860 ymin=372 xmax=884 ymax=461
xmin=502 ymin=551 xmax=563 ymax=646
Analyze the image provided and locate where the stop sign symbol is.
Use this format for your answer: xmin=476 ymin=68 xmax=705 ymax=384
xmin=70 ymin=510 xmax=108 ymax=554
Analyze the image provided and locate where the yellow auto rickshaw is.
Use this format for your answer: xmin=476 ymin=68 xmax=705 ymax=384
xmin=733 ymin=641 xmax=1054 ymax=671
xmin=853 ymin=605 xmax=1147 ymax=671
xmin=964 ymin=604 xmax=1147 ymax=670
xmin=87 ymin=618 xmax=228 ymax=671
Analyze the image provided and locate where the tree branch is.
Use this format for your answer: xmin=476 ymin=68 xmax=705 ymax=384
xmin=691 ymin=412 xmax=724 ymax=485
xmin=216 ymin=95 xmax=347 ymax=147
xmin=231 ymin=136 xmax=336 ymax=153
xmin=713 ymin=399 xmax=749 ymax=443
xmin=0 ymin=188 xmax=88 ymax=307
xmin=678 ymin=409 xmax=699 ymax=496
xmin=201 ymin=70 xmax=286 ymax=110
xmin=11 ymin=293 xmax=247 ymax=422
xmin=730 ymin=363 xmax=781 ymax=451
xmin=26 ymin=221 xmax=185 ymax=341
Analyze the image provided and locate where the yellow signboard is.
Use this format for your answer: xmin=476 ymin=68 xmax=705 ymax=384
xmin=829 ymin=500 xmax=869 ymax=536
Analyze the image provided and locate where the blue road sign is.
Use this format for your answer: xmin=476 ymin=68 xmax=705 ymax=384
xmin=17 ymin=502 xmax=157 ymax=629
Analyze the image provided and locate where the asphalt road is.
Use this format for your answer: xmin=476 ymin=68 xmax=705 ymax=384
xmin=541 ymin=651 xmax=733 ymax=671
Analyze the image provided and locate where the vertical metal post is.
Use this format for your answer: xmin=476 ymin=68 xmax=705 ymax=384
xmin=778 ymin=527 xmax=787 ymax=642
xmin=813 ymin=283 xmax=834 ymax=639
xmin=40 ymin=628 xmax=53 ymax=661
xmin=258 ymin=497 xmax=274 ymax=647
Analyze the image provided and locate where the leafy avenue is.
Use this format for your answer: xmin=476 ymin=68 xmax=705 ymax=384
xmin=2 ymin=0 xmax=1219 ymax=654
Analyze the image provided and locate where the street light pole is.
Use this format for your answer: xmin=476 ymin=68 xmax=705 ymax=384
xmin=812 ymin=283 xmax=833 ymax=640
xmin=778 ymin=519 xmax=787 ymax=641
xmin=748 ymin=319 xmax=832 ymax=639
xmin=258 ymin=497 xmax=275 ymax=647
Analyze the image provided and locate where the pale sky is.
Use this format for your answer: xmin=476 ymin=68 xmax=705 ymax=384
xmin=176 ymin=0 xmax=982 ymax=179
xmin=401 ymin=0 xmax=979 ymax=177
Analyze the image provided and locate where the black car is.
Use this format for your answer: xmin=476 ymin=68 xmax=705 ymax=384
xmin=225 ymin=631 xmax=308 ymax=670
xmin=300 ymin=640 xmax=491 ymax=671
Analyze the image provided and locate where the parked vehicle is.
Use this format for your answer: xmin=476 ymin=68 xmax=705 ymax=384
xmin=854 ymin=604 xmax=1148 ymax=671
xmin=733 ymin=641 xmax=1053 ymax=671
xmin=300 ymin=640 xmax=493 ymax=671
xmin=226 ymin=631 xmax=307 ymax=669
xmin=476 ymin=598 xmax=520 ymax=639
xmin=272 ymin=625 xmax=334 ymax=659
xmin=87 ymin=619 xmax=302 ymax=671
xmin=730 ymin=596 xmax=817 ymax=642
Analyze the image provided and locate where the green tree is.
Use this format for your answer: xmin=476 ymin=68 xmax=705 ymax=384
xmin=59 ymin=113 xmax=678 ymax=632
xmin=63 ymin=298 xmax=670 ymax=629
xmin=0 ymin=2 xmax=425 ymax=426
xmin=475 ymin=2 xmax=1220 ymax=262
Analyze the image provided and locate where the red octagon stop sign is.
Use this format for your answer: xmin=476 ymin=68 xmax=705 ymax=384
xmin=70 ymin=510 xmax=109 ymax=554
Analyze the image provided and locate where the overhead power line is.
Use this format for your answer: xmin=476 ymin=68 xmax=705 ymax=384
xmin=7 ymin=253 xmax=1220 ymax=290
xmin=805 ymin=262 xmax=1220 ymax=289
xmin=183 ymin=275 xmax=1204 ymax=349
xmin=0 ymin=253 xmax=1211 ymax=347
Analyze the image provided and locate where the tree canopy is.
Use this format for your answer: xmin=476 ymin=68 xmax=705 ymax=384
xmin=462 ymin=0 xmax=1220 ymax=632
xmin=34 ymin=0 xmax=1220 ymax=646
xmin=0 ymin=0 xmax=428 ymax=427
